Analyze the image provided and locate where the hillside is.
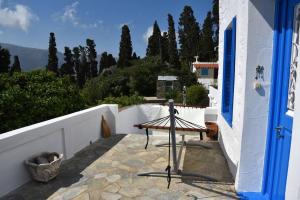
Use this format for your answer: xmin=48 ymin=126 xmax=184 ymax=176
xmin=0 ymin=43 xmax=64 ymax=71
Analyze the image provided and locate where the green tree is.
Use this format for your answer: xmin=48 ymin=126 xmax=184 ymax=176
xmin=178 ymin=6 xmax=201 ymax=64
xmin=118 ymin=25 xmax=133 ymax=67
xmin=60 ymin=47 xmax=75 ymax=77
xmin=73 ymin=47 xmax=84 ymax=87
xmin=212 ymin=0 xmax=219 ymax=60
xmin=146 ymin=21 xmax=161 ymax=57
xmin=167 ymin=14 xmax=180 ymax=68
xmin=11 ymin=55 xmax=21 ymax=73
xmin=160 ymin=32 xmax=169 ymax=62
xmin=47 ymin=32 xmax=58 ymax=74
xmin=186 ymin=84 xmax=209 ymax=106
xmin=86 ymin=39 xmax=98 ymax=78
xmin=201 ymin=11 xmax=214 ymax=61
xmin=107 ymin=53 xmax=117 ymax=66
xmin=99 ymin=52 xmax=117 ymax=74
xmin=99 ymin=52 xmax=108 ymax=73
xmin=132 ymin=52 xmax=138 ymax=60
xmin=0 ymin=46 xmax=11 ymax=73
xmin=79 ymin=45 xmax=88 ymax=85
xmin=0 ymin=71 xmax=85 ymax=133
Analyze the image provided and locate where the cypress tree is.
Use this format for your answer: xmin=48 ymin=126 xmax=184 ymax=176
xmin=99 ymin=52 xmax=117 ymax=73
xmin=201 ymin=12 xmax=214 ymax=61
xmin=60 ymin=46 xmax=75 ymax=77
xmin=118 ymin=25 xmax=133 ymax=67
xmin=47 ymin=32 xmax=59 ymax=74
xmin=178 ymin=6 xmax=201 ymax=64
xmin=86 ymin=39 xmax=98 ymax=78
xmin=99 ymin=51 xmax=108 ymax=73
xmin=167 ymin=14 xmax=180 ymax=68
xmin=146 ymin=21 xmax=161 ymax=56
xmin=160 ymin=32 xmax=169 ymax=62
xmin=79 ymin=45 xmax=88 ymax=85
xmin=73 ymin=47 xmax=84 ymax=87
xmin=11 ymin=55 xmax=21 ymax=73
xmin=107 ymin=54 xmax=116 ymax=66
xmin=132 ymin=52 xmax=138 ymax=60
xmin=0 ymin=46 xmax=11 ymax=73
xmin=212 ymin=0 xmax=219 ymax=60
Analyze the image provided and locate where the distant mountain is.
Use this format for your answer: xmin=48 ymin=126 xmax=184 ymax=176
xmin=0 ymin=43 xmax=64 ymax=71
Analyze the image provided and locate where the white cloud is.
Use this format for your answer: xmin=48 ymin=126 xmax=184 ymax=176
xmin=0 ymin=2 xmax=38 ymax=31
xmin=59 ymin=1 xmax=102 ymax=29
xmin=142 ymin=26 xmax=168 ymax=43
xmin=61 ymin=1 xmax=79 ymax=25
xmin=143 ymin=26 xmax=153 ymax=43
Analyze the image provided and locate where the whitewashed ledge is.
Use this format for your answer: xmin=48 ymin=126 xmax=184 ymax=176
xmin=0 ymin=103 xmax=218 ymax=197
xmin=0 ymin=104 xmax=118 ymax=197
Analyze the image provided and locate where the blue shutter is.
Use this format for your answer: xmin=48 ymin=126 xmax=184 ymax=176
xmin=222 ymin=17 xmax=236 ymax=126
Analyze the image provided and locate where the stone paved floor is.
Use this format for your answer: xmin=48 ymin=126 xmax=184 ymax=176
xmin=2 ymin=134 xmax=239 ymax=200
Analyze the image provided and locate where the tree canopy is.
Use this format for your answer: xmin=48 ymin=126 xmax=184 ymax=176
xmin=86 ymin=39 xmax=98 ymax=78
xmin=167 ymin=14 xmax=180 ymax=68
xmin=118 ymin=25 xmax=133 ymax=67
xmin=0 ymin=46 xmax=11 ymax=73
xmin=178 ymin=6 xmax=201 ymax=64
xmin=60 ymin=46 xmax=75 ymax=77
xmin=11 ymin=55 xmax=21 ymax=73
xmin=47 ymin=32 xmax=58 ymax=74
xmin=99 ymin=52 xmax=116 ymax=73
xmin=200 ymin=11 xmax=214 ymax=61
xmin=146 ymin=21 xmax=162 ymax=57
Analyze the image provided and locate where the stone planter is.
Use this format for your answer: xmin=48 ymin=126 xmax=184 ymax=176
xmin=25 ymin=152 xmax=63 ymax=183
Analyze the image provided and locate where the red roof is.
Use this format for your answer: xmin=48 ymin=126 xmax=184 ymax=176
xmin=193 ymin=62 xmax=218 ymax=69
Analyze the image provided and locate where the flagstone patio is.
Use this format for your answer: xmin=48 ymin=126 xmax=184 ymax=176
xmin=2 ymin=134 xmax=239 ymax=200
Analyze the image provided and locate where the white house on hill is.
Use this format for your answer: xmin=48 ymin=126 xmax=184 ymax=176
xmin=216 ymin=0 xmax=300 ymax=199
xmin=192 ymin=57 xmax=218 ymax=89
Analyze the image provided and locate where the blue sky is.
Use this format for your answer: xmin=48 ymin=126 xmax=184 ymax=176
xmin=0 ymin=0 xmax=213 ymax=57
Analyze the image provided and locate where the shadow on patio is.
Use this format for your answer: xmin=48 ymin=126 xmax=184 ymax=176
xmin=2 ymin=134 xmax=239 ymax=200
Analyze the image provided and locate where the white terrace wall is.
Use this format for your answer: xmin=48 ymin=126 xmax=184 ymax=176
xmin=117 ymin=104 xmax=210 ymax=135
xmin=218 ymin=0 xmax=275 ymax=193
xmin=0 ymin=104 xmax=118 ymax=197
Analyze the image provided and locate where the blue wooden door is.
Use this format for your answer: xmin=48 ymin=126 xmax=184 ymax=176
xmin=267 ymin=0 xmax=299 ymax=199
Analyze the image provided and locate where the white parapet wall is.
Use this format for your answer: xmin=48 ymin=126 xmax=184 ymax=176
xmin=117 ymin=104 xmax=215 ymax=135
xmin=0 ymin=103 xmax=217 ymax=197
xmin=0 ymin=104 xmax=118 ymax=197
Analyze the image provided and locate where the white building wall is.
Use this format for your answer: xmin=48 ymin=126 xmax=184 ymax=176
xmin=208 ymin=86 xmax=218 ymax=107
xmin=0 ymin=104 xmax=118 ymax=197
xmin=218 ymin=0 xmax=248 ymax=183
xmin=219 ymin=0 xmax=275 ymax=193
xmin=237 ymin=0 xmax=275 ymax=192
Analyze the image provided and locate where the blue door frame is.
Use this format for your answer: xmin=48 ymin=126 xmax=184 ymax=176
xmin=262 ymin=0 xmax=297 ymax=199
xmin=239 ymin=0 xmax=297 ymax=199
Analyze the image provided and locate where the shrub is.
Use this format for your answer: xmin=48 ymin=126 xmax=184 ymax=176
xmin=165 ymin=89 xmax=182 ymax=103
xmin=98 ymin=95 xmax=144 ymax=108
xmin=0 ymin=70 xmax=85 ymax=133
xmin=82 ymin=57 xmax=177 ymax=105
xmin=82 ymin=69 xmax=131 ymax=105
xmin=177 ymin=65 xmax=197 ymax=87
xmin=186 ymin=84 xmax=209 ymax=106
